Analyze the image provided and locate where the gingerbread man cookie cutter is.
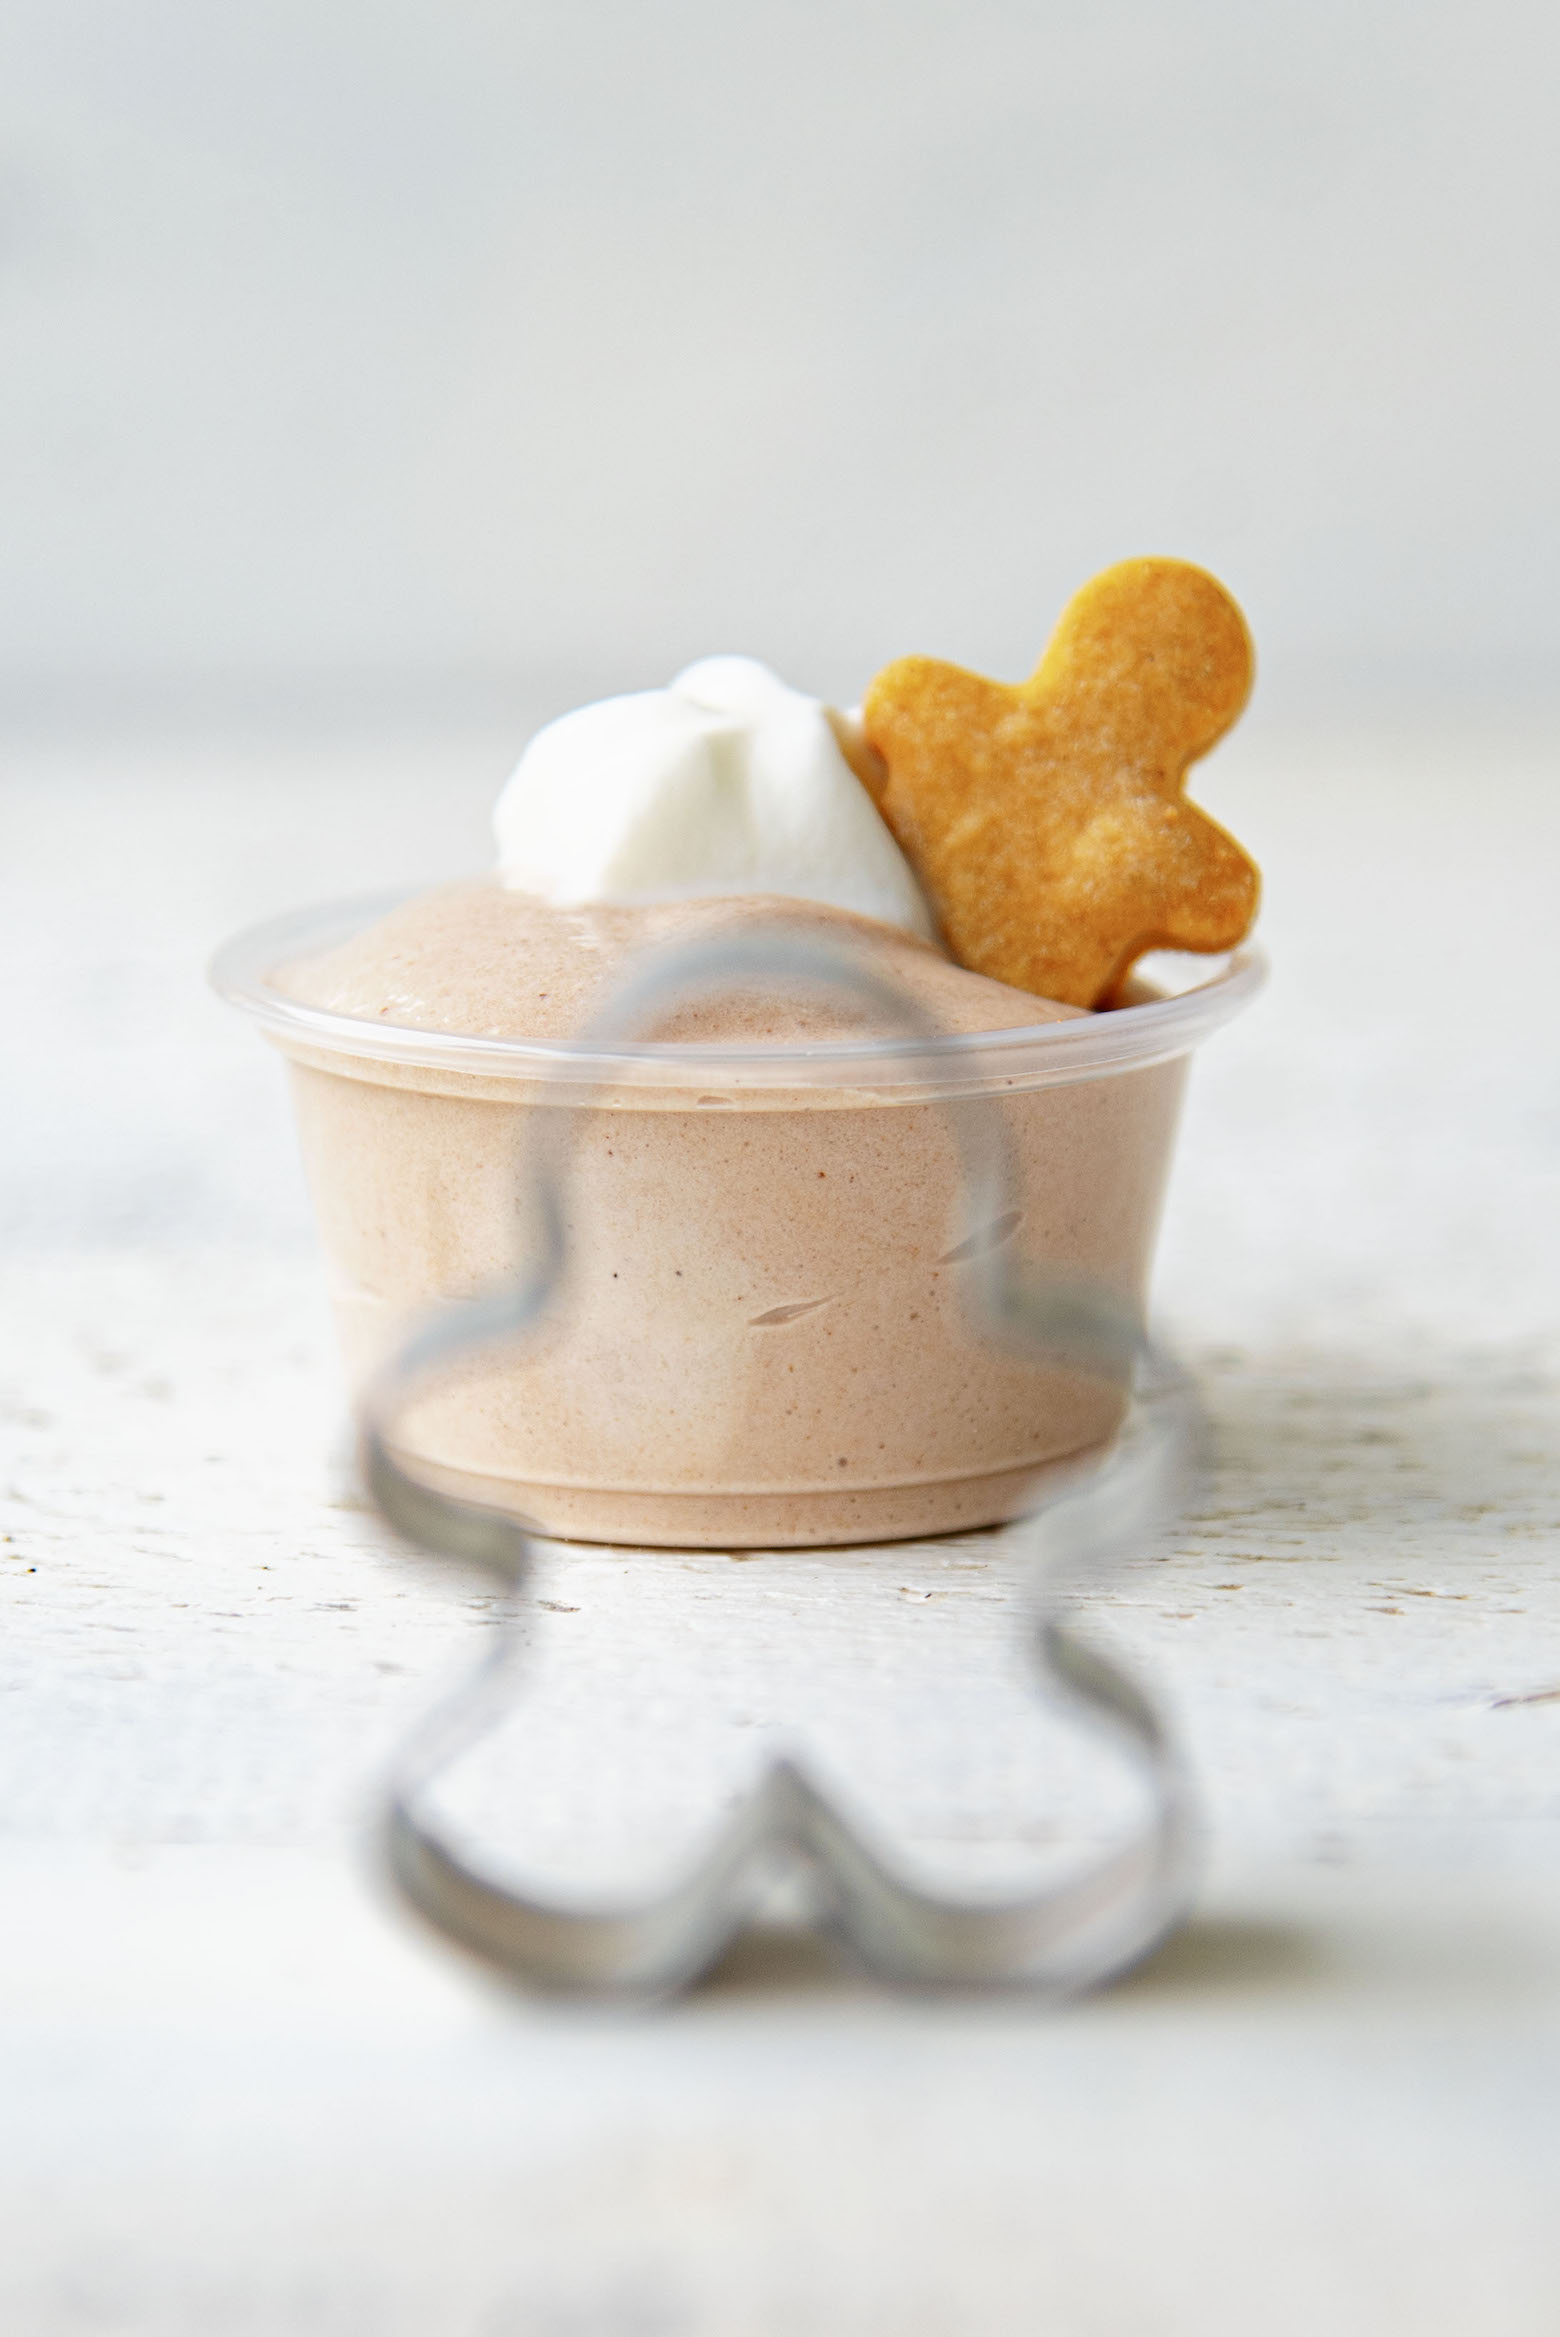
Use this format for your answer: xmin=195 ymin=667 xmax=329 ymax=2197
xmin=863 ymin=558 xmax=1260 ymax=1009
xmin=361 ymin=931 xmax=1203 ymax=1996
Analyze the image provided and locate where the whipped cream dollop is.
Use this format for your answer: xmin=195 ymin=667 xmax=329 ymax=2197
xmin=492 ymin=657 xmax=936 ymax=940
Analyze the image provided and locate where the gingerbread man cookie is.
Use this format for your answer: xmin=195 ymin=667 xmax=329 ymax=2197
xmin=861 ymin=558 xmax=1260 ymax=1009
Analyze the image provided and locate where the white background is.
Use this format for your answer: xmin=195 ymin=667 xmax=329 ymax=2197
xmin=1 ymin=0 xmax=1557 ymax=720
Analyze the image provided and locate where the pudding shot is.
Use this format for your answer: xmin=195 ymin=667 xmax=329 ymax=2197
xmin=215 ymin=561 xmax=1263 ymax=1547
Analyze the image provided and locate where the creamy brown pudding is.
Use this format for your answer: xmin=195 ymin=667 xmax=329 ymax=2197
xmin=275 ymin=882 xmax=1187 ymax=1547
xmin=220 ymin=586 xmax=1263 ymax=1546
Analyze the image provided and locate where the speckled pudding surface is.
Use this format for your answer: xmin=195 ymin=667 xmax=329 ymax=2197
xmin=276 ymin=881 xmax=1077 ymax=1047
xmin=276 ymin=882 xmax=1186 ymax=1546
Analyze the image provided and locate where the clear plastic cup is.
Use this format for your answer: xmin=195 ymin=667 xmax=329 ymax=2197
xmin=214 ymin=890 xmax=1262 ymax=1547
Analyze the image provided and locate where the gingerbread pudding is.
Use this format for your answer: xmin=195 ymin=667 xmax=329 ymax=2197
xmin=215 ymin=565 xmax=1263 ymax=1546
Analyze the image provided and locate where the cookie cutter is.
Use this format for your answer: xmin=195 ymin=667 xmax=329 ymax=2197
xmin=361 ymin=932 xmax=1201 ymax=1996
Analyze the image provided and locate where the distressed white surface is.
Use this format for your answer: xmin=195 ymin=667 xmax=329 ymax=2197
xmin=2 ymin=716 xmax=1559 ymax=2334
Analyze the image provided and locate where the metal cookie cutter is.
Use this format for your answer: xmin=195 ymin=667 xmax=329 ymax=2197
xmin=361 ymin=933 xmax=1201 ymax=1997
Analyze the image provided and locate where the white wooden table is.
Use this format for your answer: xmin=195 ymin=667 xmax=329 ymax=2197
xmin=3 ymin=714 xmax=1558 ymax=2335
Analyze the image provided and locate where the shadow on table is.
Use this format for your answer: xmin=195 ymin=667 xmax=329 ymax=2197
xmin=695 ymin=1910 xmax=1327 ymax=2003
xmin=1116 ymin=1912 xmax=1329 ymax=1997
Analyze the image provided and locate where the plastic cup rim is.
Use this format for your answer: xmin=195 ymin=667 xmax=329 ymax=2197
xmin=210 ymin=884 xmax=1268 ymax=1094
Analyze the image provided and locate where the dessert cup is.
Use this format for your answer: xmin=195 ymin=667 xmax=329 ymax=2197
xmin=214 ymin=891 xmax=1262 ymax=1548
